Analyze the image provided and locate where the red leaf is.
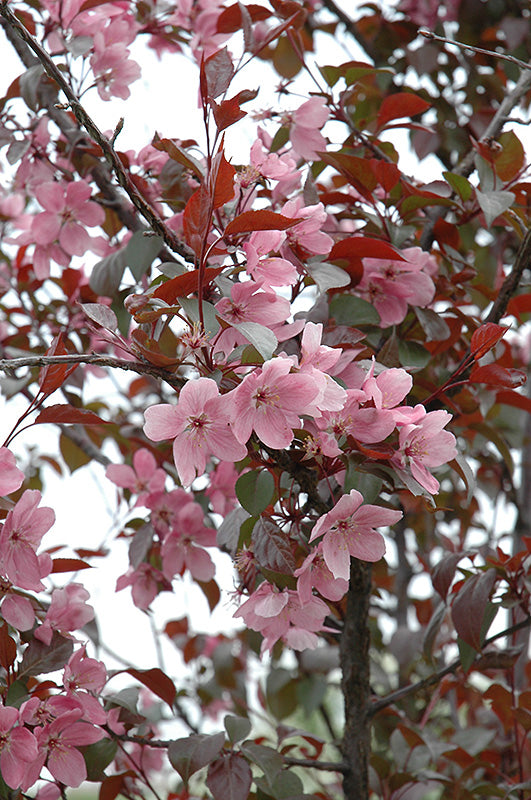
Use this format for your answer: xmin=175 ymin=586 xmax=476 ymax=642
xmin=496 ymin=389 xmax=531 ymax=414
xmin=432 ymin=552 xmax=467 ymax=600
xmin=183 ymin=185 xmax=211 ymax=257
xmin=224 ymin=209 xmax=302 ymax=236
xmin=34 ymin=405 xmax=108 ymax=426
xmin=451 ymin=569 xmax=497 ymax=650
xmin=152 ymin=266 xmax=225 ymax=302
xmin=216 ymin=3 xmax=271 ymax=33
xmin=329 ymin=236 xmax=406 ymax=263
xmin=51 ymin=558 xmax=92 ymax=573
xmin=211 ymin=97 xmax=247 ymax=132
xmin=211 ymin=147 xmax=236 ymax=208
xmin=376 ymin=93 xmax=431 ymax=128
xmin=204 ymin=47 xmax=234 ymax=99
xmin=152 ymin=135 xmax=203 ymax=179
xmin=127 ymin=667 xmax=177 ymax=709
xmin=469 ymin=364 xmax=526 ymax=389
xmin=355 ymin=441 xmax=395 ymax=459
xmin=470 ymin=322 xmax=508 ymax=360
xmin=0 ymin=624 xmax=17 ymax=670
xmin=99 ymin=772 xmax=137 ymax=800
xmin=206 ymin=753 xmax=253 ymax=800
xmin=38 ymin=335 xmax=79 ymax=397
xmin=507 ymin=293 xmax=531 ymax=321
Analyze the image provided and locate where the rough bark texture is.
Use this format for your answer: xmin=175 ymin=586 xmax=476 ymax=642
xmin=340 ymin=559 xmax=372 ymax=800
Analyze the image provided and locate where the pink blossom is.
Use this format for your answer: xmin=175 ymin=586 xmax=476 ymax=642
xmin=231 ymin=357 xmax=321 ymax=448
xmin=361 ymin=361 xmax=413 ymax=411
xmin=392 ymin=409 xmax=457 ymax=493
xmin=294 ymin=543 xmax=349 ymax=604
xmin=309 ymin=490 xmax=402 ymax=580
xmin=288 ymin=97 xmax=329 ymax=160
xmin=106 ymin=448 xmax=166 ymax=504
xmin=116 ymin=563 xmax=168 ymax=610
xmin=144 ymin=378 xmax=247 ymax=487
xmin=32 ymin=180 xmax=105 ymax=259
xmin=243 ymin=231 xmax=298 ymax=288
xmin=250 ymin=138 xmax=297 ymax=181
xmin=234 ymin=582 xmax=329 ymax=653
xmin=1 ymin=594 xmax=35 ymax=631
xmin=146 ymin=488 xmax=190 ymax=536
xmin=215 ymin=279 xmax=291 ymax=327
xmin=34 ymin=583 xmax=95 ymax=645
xmin=356 ymin=247 xmax=436 ymax=327
xmin=29 ymin=710 xmax=104 ymax=788
xmin=161 ymin=501 xmax=216 ymax=583
xmin=63 ymin=648 xmax=107 ymax=725
xmin=205 ymin=461 xmax=239 ymax=515
xmin=281 ymin=199 xmax=333 ymax=257
xmin=0 ymin=489 xmax=54 ymax=591
xmin=0 ymin=447 xmax=24 ymax=495
xmin=0 ymin=705 xmax=38 ymax=789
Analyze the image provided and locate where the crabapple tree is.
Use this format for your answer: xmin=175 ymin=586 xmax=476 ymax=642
xmin=1 ymin=0 xmax=531 ymax=799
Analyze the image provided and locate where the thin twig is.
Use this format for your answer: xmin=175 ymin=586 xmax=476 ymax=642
xmin=485 ymin=226 xmax=531 ymax=324
xmin=369 ymin=615 xmax=531 ymax=716
xmin=0 ymin=353 xmax=182 ymax=389
xmin=419 ymin=30 xmax=531 ymax=73
xmin=0 ymin=2 xmax=193 ymax=262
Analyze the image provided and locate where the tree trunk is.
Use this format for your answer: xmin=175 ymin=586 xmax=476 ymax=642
xmin=340 ymin=559 xmax=372 ymax=799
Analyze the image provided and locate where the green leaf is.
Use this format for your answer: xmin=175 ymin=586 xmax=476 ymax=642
xmin=234 ymin=321 xmax=278 ymax=361
xmin=90 ymin=248 xmax=128 ymax=297
xmin=306 ymin=262 xmax=350 ymax=293
xmin=266 ymin=668 xmax=298 ymax=720
xmin=178 ymin=297 xmax=220 ymax=337
xmin=398 ymin=340 xmax=431 ymax=370
xmin=344 ymin=465 xmax=382 ymax=502
xmin=236 ymin=469 xmax=275 ymax=516
xmin=240 ymin=742 xmax=282 ymax=785
xmin=83 ymin=739 xmax=118 ymax=781
xmin=476 ymin=189 xmax=515 ymax=228
xmin=224 ymin=715 xmax=252 ymax=744
xmin=124 ymin=231 xmax=162 ymax=281
xmin=330 ymin=294 xmax=380 ymax=326
xmin=443 ymin=171 xmax=473 ymax=202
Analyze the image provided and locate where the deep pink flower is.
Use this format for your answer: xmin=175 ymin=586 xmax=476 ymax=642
xmin=288 ymin=97 xmax=329 ymax=159
xmin=309 ymin=490 xmax=402 ymax=580
xmin=294 ymin=543 xmax=349 ymax=604
xmin=392 ymin=409 xmax=457 ymax=493
xmin=32 ymin=710 xmax=104 ymax=788
xmin=205 ymin=461 xmax=239 ymax=515
xmin=1 ymin=594 xmax=35 ymax=631
xmin=281 ymin=198 xmax=333 ymax=257
xmin=116 ymin=563 xmax=167 ymax=610
xmin=0 ymin=490 xmax=54 ymax=591
xmin=32 ymin=180 xmax=104 ymax=257
xmin=0 ymin=705 xmax=38 ymax=789
xmin=34 ymin=584 xmax=95 ymax=645
xmin=144 ymin=378 xmax=247 ymax=487
xmin=231 ymin=357 xmax=321 ymax=448
xmin=356 ymin=247 xmax=436 ymax=327
xmin=106 ymin=448 xmax=166 ymax=504
xmin=234 ymin=582 xmax=329 ymax=653
xmin=0 ymin=447 xmax=24 ymax=495
xmin=161 ymin=501 xmax=217 ymax=582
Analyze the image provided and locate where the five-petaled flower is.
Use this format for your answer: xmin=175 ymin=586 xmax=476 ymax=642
xmin=309 ymin=490 xmax=402 ymax=580
xmin=144 ymin=377 xmax=247 ymax=487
